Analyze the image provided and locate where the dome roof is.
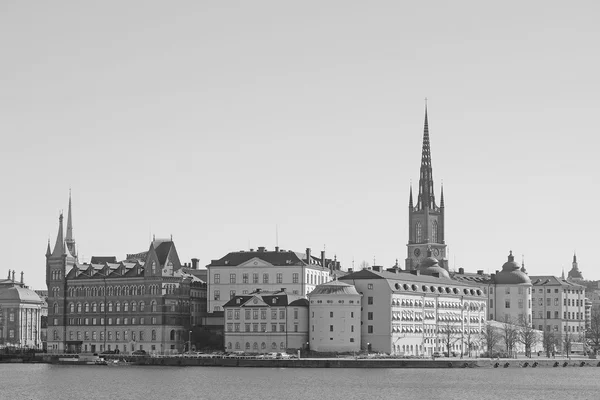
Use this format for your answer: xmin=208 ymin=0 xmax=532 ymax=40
xmin=568 ymin=268 xmax=583 ymax=279
xmin=495 ymin=251 xmax=531 ymax=285
xmin=0 ymin=285 xmax=43 ymax=304
xmin=310 ymin=280 xmax=360 ymax=296
xmin=417 ymin=250 xmax=450 ymax=279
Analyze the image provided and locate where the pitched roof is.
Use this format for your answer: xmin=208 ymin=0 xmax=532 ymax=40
xmin=223 ymin=291 xmax=308 ymax=308
xmin=153 ymin=240 xmax=173 ymax=265
xmin=530 ymin=275 xmax=585 ymax=289
xmin=209 ymin=250 xmax=308 ymax=268
xmin=340 ymin=268 xmax=482 ymax=288
xmin=90 ymin=256 xmax=117 ymax=264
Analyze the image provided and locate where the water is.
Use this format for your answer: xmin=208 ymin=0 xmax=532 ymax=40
xmin=1 ymin=364 xmax=598 ymax=400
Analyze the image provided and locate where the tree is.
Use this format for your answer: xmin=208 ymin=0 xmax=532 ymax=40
xmin=359 ymin=261 xmax=370 ymax=270
xmin=439 ymin=320 xmax=462 ymax=357
xmin=517 ymin=319 xmax=538 ymax=358
xmin=501 ymin=318 xmax=519 ymax=358
xmin=463 ymin=327 xmax=477 ymax=358
xmin=586 ymin=311 xmax=600 ymax=354
xmin=562 ymin=331 xmax=574 ymax=358
xmin=542 ymin=330 xmax=557 ymax=358
xmin=480 ymin=322 xmax=501 ymax=357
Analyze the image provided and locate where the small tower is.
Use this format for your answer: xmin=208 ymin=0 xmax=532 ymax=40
xmin=65 ymin=190 xmax=77 ymax=260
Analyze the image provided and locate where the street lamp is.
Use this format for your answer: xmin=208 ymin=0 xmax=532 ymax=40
xmin=189 ymin=330 xmax=192 ymax=355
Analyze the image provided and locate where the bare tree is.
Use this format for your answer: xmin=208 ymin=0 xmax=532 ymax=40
xmin=480 ymin=322 xmax=501 ymax=357
xmin=542 ymin=330 xmax=557 ymax=358
xmin=439 ymin=320 xmax=461 ymax=357
xmin=463 ymin=328 xmax=477 ymax=358
xmin=517 ymin=320 xmax=538 ymax=358
xmin=563 ymin=331 xmax=574 ymax=358
xmin=359 ymin=261 xmax=370 ymax=270
xmin=586 ymin=311 xmax=600 ymax=354
xmin=502 ymin=318 xmax=519 ymax=357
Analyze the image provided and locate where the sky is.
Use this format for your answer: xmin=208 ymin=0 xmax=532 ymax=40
xmin=2 ymin=1 xmax=599 ymax=291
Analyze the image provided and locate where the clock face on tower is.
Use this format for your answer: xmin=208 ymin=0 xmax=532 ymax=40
xmin=414 ymin=248 xmax=421 ymax=257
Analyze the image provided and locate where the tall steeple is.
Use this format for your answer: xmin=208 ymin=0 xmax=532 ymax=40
xmin=65 ymin=190 xmax=76 ymax=258
xmin=51 ymin=213 xmax=65 ymax=257
xmin=409 ymin=184 xmax=414 ymax=209
xmin=406 ymin=102 xmax=446 ymax=271
xmin=416 ymin=104 xmax=436 ymax=211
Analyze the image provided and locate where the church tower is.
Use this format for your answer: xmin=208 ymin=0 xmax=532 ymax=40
xmin=65 ymin=190 xmax=77 ymax=260
xmin=405 ymin=106 xmax=447 ymax=271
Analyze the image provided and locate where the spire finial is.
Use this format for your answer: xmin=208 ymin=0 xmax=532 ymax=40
xmin=65 ymin=190 xmax=76 ymax=258
xmin=409 ymin=183 xmax=414 ymax=208
xmin=440 ymin=180 xmax=445 ymax=208
xmin=416 ymin=101 xmax=436 ymax=210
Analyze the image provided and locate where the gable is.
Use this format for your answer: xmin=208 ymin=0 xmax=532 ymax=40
xmin=241 ymin=295 xmax=269 ymax=307
xmin=237 ymin=257 xmax=275 ymax=268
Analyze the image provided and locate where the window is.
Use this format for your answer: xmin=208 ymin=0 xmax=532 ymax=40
xmin=367 ymin=284 xmax=373 ymax=290
xmin=214 ymin=274 xmax=220 ymax=284
xmin=546 ymin=298 xmax=551 ymax=306
xmin=505 ymin=300 xmax=510 ymax=308
xmin=245 ymin=324 xmax=250 ymax=332
xmin=368 ymin=312 xmax=373 ymax=320
xmin=505 ymin=287 xmax=510 ymax=295
xmin=277 ymin=273 xmax=283 ymax=284
xmin=368 ymin=297 xmax=373 ymax=305
xmin=518 ymin=287 xmax=523 ymax=295
xmin=330 ymin=325 xmax=334 ymax=332
xmin=368 ymin=325 xmax=373 ymax=334
xmin=554 ymin=311 xmax=559 ymax=319
xmin=294 ymin=309 xmax=298 ymax=319
xmin=554 ymin=289 xmax=559 ymax=293
xmin=253 ymin=310 xmax=259 ymax=320
xmin=280 ymin=310 xmax=285 ymax=319
xmin=547 ymin=289 xmax=551 ymax=293
xmin=230 ymin=274 xmax=236 ymax=284
xmin=293 ymin=273 xmax=299 ymax=284
xmin=263 ymin=273 xmax=269 ymax=284
xmin=330 ymin=311 xmax=333 ymax=318
xmin=490 ymin=300 xmax=493 ymax=308
xmin=547 ymin=311 xmax=551 ymax=319
xmin=416 ymin=222 xmax=422 ymax=242
xmin=431 ymin=221 xmax=438 ymax=242
xmin=490 ymin=288 xmax=493 ymax=294
xmin=518 ymin=299 xmax=523 ymax=309
xmin=271 ymin=323 xmax=277 ymax=332
xmin=140 ymin=302 xmax=145 ymax=311
xmin=214 ymin=290 xmax=220 ymax=301
xmin=351 ymin=312 xmax=354 ymax=318
xmin=271 ymin=310 xmax=277 ymax=319
xmin=261 ymin=310 xmax=267 ymax=320
xmin=253 ymin=273 xmax=259 ymax=284
xmin=230 ymin=290 xmax=236 ymax=299
xmin=243 ymin=273 xmax=248 ymax=284
xmin=279 ymin=324 xmax=285 ymax=332
xmin=245 ymin=310 xmax=251 ymax=319
xmin=539 ymin=299 xmax=543 ymax=306
xmin=351 ymin=325 xmax=354 ymax=332
xmin=234 ymin=310 xmax=240 ymax=320
xmin=227 ymin=310 xmax=233 ymax=320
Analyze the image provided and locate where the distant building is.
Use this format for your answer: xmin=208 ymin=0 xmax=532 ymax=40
xmin=206 ymin=247 xmax=339 ymax=312
xmin=222 ymin=290 xmax=308 ymax=354
xmin=0 ymin=271 xmax=44 ymax=348
xmin=567 ymin=253 xmax=584 ymax=282
xmin=45 ymin=194 xmax=204 ymax=354
xmin=530 ymin=275 xmax=585 ymax=353
xmin=308 ymin=279 xmax=362 ymax=353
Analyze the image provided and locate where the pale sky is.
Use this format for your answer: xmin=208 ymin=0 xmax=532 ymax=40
xmin=2 ymin=1 xmax=599 ymax=291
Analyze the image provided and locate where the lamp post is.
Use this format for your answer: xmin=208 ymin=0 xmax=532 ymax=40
xmin=189 ymin=330 xmax=192 ymax=355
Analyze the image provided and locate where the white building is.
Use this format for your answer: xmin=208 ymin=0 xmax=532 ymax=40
xmin=206 ymin=247 xmax=335 ymax=312
xmin=488 ymin=251 xmax=533 ymax=324
xmin=339 ymin=260 xmax=487 ymax=357
xmin=308 ymin=280 xmax=362 ymax=353
xmin=222 ymin=289 xmax=308 ymax=354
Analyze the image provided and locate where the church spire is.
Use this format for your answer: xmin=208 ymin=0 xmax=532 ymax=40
xmin=440 ymin=182 xmax=445 ymax=208
xmin=417 ymin=103 xmax=436 ymax=210
xmin=46 ymin=239 xmax=51 ymax=257
xmin=409 ymin=184 xmax=414 ymax=209
xmin=51 ymin=213 xmax=65 ymax=257
xmin=65 ymin=190 xmax=76 ymax=257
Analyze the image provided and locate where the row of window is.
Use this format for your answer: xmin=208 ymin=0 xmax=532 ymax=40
xmin=490 ymin=287 xmax=531 ymax=295
xmin=57 ymin=300 xmax=163 ymax=314
xmin=535 ymin=311 xmax=583 ymax=320
xmin=533 ymin=298 xmax=583 ymax=307
xmin=489 ymin=299 xmax=529 ymax=309
xmin=414 ymin=221 xmax=438 ymax=243
xmin=539 ymin=324 xmax=583 ymax=332
xmin=226 ymin=309 xmax=297 ymax=320
xmin=52 ymin=316 xmax=159 ymax=326
xmin=54 ymin=328 xmax=184 ymax=342
xmin=226 ymin=323 xmax=295 ymax=333
xmin=52 ymin=285 xmax=163 ymax=298
xmin=215 ymin=273 xmax=301 ymax=285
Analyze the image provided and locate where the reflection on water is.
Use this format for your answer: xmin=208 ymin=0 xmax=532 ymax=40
xmin=2 ymin=363 xmax=598 ymax=400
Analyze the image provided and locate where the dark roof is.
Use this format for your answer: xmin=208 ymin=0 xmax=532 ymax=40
xmin=530 ymin=275 xmax=584 ymax=289
xmin=452 ymin=272 xmax=491 ymax=284
xmin=154 ymin=241 xmax=173 ymax=265
xmin=340 ymin=268 xmax=480 ymax=287
xmin=90 ymin=256 xmax=117 ymax=264
xmin=223 ymin=291 xmax=308 ymax=308
xmin=209 ymin=250 xmax=311 ymax=268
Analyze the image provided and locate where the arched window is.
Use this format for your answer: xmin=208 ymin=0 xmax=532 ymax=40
xmin=108 ymin=302 xmax=113 ymax=312
xmin=432 ymin=221 xmax=438 ymax=243
xmin=152 ymin=330 xmax=156 ymax=340
xmin=235 ymin=342 xmax=240 ymax=350
xmin=100 ymin=303 xmax=105 ymax=313
xmin=271 ymin=342 xmax=277 ymax=350
xmin=117 ymin=286 xmax=121 ymax=296
xmin=151 ymin=301 xmax=157 ymax=312
xmin=53 ymin=303 xmax=58 ymax=314
xmin=116 ymin=302 xmax=121 ymax=312
xmin=124 ymin=286 xmax=129 ymax=296
xmin=124 ymin=302 xmax=129 ymax=312
xmin=280 ymin=342 xmax=285 ymax=350
xmin=131 ymin=302 xmax=137 ymax=312
xmin=77 ymin=303 xmax=82 ymax=313
xmin=253 ymin=342 xmax=258 ymax=350
xmin=261 ymin=342 xmax=266 ymax=350
xmin=416 ymin=222 xmax=422 ymax=243
xmin=170 ymin=330 xmax=175 ymax=341
xmin=245 ymin=342 xmax=250 ymax=350
xmin=140 ymin=301 xmax=145 ymax=312
xmin=116 ymin=317 xmax=120 ymax=325
xmin=84 ymin=303 xmax=89 ymax=313
xmin=227 ymin=342 xmax=232 ymax=349
xmin=92 ymin=303 xmax=97 ymax=313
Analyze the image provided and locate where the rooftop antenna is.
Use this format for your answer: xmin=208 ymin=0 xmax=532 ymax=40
xmin=275 ymin=224 xmax=279 ymax=248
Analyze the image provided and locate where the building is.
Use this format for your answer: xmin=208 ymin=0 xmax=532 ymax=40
xmin=567 ymin=253 xmax=584 ymax=282
xmin=222 ymin=289 xmax=308 ymax=354
xmin=45 ymin=194 xmax=202 ymax=354
xmin=530 ymin=275 xmax=586 ymax=353
xmin=405 ymin=106 xmax=447 ymax=271
xmin=454 ymin=251 xmax=533 ymax=326
xmin=206 ymin=247 xmax=339 ymax=312
xmin=339 ymin=264 xmax=486 ymax=356
xmin=0 ymin=271 xmax=44 ymax=348
xmin=308 ymin=279 xmax=362 ymax=353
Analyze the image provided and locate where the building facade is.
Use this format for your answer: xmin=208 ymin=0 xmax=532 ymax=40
xmin=45 ymin=195 xmax=202 ymax=354
xmin=530 ymin=275 xmax=585 ymax=353
xmin=406 ymin=107 xmax=447 ymax=271
xmin=308 ymin=279 xmax=362 ymax=353
xmin=222 ymin=290 xmax=308 ymax=354
xmin=206 ymin=247 xmax=336 ymax=312
xmin=0 ymin=271 xmax=44 ymax=348
xmin=339 ymin=266 xmax=486 ymax=356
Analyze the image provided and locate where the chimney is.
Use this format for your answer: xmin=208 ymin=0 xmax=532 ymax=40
xmin=477 ymin=270 xmax=484 ymax=275
xmin=258 ymin=246 xmax=266 ymax=252
xmin=432 ymin=272 xmax=440 ymax=278
xmin=275 ymin=246 xmax=279 ymax=252
xmin=20 ymin=271 xmax=24 ymax=284
xmin=410 ymin=270 xmax=420 ymax=276
xmin=458 ymin=267 xmax=464 ymax=274
xmin=348 ymin=268 xmax=353 ymax=273
xmin=321 ymin=250 xmax=326 ymax=270
xmin=306 ymin=248 xmax=311 ymax=264
xmin=491 ymin=273 xmax=496 ymax=281
xmin=280 ymin=288 xmax=286 ymax=293
xmin=372 ymin=266 xmax=381 ymax=272
xmin=12 ymin=270 xmax=15 ymax=281
xmin=191 ymin=258 xmax=199 ymax=270
xmin=7 ymin=270 xmax=10 ymax=279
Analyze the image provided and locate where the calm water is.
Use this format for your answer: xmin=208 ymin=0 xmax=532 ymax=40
xmin=1 ymin=364 xmax=599 ymax=400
